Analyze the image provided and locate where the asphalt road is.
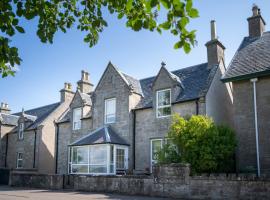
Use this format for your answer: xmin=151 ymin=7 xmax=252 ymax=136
xmin=0 ymin=185 xmax=173 ymax=200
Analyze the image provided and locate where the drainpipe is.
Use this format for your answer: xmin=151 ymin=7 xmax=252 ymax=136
xmin=251 ymin=78 xmax=260 ymax=177
xmin=132 ymin=109 xmax=136 ymax=170
xmin=195 ymin=99 xmax=199 ymax=115
xmin=4 ymin=133 xmax=8 ymax=168
xmin=33 ymin=129 xmax=37 ymax=168
xmin=55 ymin=122 xmax=59 ymax=174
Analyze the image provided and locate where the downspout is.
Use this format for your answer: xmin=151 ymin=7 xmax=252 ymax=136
xmin=251 ymin=78 xmax=260 ymax=177
xmin=132 ymin=109 xmax=136 ymax=170
xmin=33 ymin=129 xmax=37 ymax=168
xmin=4 ymin=133 xmax=8 ymax=168
xmin=55 ymin=122 xmax=59 ymax=174
xmin=195 ymin=99 xmax=199 ymax=115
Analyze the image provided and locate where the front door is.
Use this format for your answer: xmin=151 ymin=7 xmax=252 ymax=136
xmin=150 ymin=139 xmax=162 ymax=172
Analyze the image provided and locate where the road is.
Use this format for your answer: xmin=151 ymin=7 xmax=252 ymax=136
xmin=0 ymin=185 xmax=173 ymax=200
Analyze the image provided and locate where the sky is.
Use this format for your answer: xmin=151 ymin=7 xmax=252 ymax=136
xmin=1 ymin=0 xmax=270 ymax=113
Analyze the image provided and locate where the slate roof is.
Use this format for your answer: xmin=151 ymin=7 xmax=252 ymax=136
xmin=0 ymin=113 xmax=19 ymax=126
xmin=222 ymin=32 xmax=270 ymax=82
xmin=79 ymin=92 xmax=92 ymax=105
xmin=136 ymin=63 xmax=218 ymax=109
xmin=12 ymin=102 xmax=61 ymax=130
xmin=70 ymin=125 xmax=129 ymax=146
xmin=122 ymin=73 xmax=143 ymax=95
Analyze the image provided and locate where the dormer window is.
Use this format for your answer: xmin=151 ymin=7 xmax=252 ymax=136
xmin=156 ymin=89 xmax=171 ymax=118
xmin=105 ymin=98 xmax=116 ymax=124
xmin=73 ymin=108 xmax=82 ymax=130
xmin=18 ymin=123 xmax=24 ymax=140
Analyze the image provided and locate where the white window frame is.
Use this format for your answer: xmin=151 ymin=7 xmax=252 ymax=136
xmin=16 ymin=152 xmax=23 ymax=169
xmin=150 ymin=138 xmax=163 ymax=172
xmin=18 ymin=123 xmax=24 ymax=140
xmin=72 ymin=107 xmax=82 ymax=130
xmin=156 ymin=89 xmax=171 ymax=118
xmin=104 ymin=98 xmax=116 ymax=124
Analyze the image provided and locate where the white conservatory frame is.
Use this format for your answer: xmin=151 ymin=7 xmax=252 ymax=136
xmin=68 ymin=143 xmax=128 ymax=175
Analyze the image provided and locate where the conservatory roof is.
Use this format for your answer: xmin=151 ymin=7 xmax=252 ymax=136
xmin=70 ymin=125 xmax=129 ymax=146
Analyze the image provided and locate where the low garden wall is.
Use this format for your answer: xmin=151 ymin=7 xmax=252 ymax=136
xmin=9 ymin=164 xmax=270 ymax=199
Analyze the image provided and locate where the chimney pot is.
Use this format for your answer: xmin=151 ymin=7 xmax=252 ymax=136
xmin=60 ymin=82 xmax=74 ymax=102
xmin=0 ymin=102 xmax=11 ymax=114
xmin=78 ymin=70 xmax=93 ymax=93
xmin=211 ymin=20 xmax=217 ymax=40
xmin=252 ymin=4 xmax=259 ymax=16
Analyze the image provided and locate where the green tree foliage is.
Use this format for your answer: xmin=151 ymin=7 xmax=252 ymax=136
xmin=0 ymin=0 xmax=198 ymax=77
xmin=158 ymin=114 xmax=237 ymax=173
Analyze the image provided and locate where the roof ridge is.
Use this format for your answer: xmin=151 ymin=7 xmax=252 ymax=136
xmin=13 ymin=102 xmax=60 ymax=115
xmin=139 ymin=62 xmax=208 ymax=82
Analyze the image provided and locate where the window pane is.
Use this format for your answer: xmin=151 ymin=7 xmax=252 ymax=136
xmin=89 ymin=165 xmax=107 ymax=173
xmin=105 ymin=98 xmax=116 ymax=123
xmin=72 ymin=147 xmax=88 ymax=164
xmin=158 ymin=90 xmax=170 ymax=106
xmin=90 ymin=146 xmax=107 ymax=165
xmin=73 ymin=108 xmax=82 ymax=130
xmin=71 ymin=165 xmax=88 ymax=173
xmin=152 ymin=140 xmax=162 ymax=161
xmin=157 ymin=107 xmax=171 ymax=117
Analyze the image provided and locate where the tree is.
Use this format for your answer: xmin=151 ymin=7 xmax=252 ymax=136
xmin=157 ymin=114 xmax=237 ymax=173
xmin=0 ymin=0 xmax=198 ymax=77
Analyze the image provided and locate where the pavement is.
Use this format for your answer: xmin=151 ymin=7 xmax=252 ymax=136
xmin=0 ymin=185 xmax=173 ymax=200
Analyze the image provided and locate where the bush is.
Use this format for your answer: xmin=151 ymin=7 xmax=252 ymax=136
xmin=157 ymin=114 xmax=237 ymax=173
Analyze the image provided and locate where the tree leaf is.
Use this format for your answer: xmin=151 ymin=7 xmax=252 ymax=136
xmin=15 ymin=26 xmax=25 ymax=33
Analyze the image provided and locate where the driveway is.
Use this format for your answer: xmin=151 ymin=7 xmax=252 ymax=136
xmin=0 ymin=185 xmax=173 ymax=200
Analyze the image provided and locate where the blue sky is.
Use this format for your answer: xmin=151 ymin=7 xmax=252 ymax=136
xmin=1 ymin=0 xmax=270 ymax=113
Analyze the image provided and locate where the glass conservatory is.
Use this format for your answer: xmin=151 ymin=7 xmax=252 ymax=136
xmin=68 ymin=125 xmax=129 ymax=175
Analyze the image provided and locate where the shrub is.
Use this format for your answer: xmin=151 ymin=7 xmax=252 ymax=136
xmin=157 ymin=114 xmax=237 ymax=173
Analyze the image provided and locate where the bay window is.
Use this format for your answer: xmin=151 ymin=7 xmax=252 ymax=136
xmin=73 ymin=108 xmax=82 ymax=130
xmin=156 ymin=89 xmax=171 ymax=118
xmin=105 ymin=98 xmax=116 ymax=124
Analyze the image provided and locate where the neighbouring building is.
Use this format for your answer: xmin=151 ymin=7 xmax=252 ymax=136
xmin=0 ymin=83 xmax=74 ymax=173
xmin=55 ymin=20 xmax=233 ymax=175
xmin=222 ymin=5 xmax=270 ymax=174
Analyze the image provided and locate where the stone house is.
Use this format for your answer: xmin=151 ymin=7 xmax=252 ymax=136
xmin=55 ymin=20 xmax=233 ymax=175
xmin=0 ymin=83 xmax=74 ymax=173
xmin=222 ymin=5 xmax=270 ymax=175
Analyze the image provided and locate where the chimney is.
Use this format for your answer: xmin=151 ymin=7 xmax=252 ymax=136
xmin=60 ymin=82 xmax=74 ymax=102
xmin=0 ymin=102 xmax=11 ymax=114
xmin=205 ymin=20 xmax=225 ymax=68
xmin=247 ymin=4 xmax=266 ymax=38
xmin=77 ymin=70 xmax=94 ymax=94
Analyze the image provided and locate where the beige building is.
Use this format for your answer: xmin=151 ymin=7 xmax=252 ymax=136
xmin=0 ymin=83 xmax=74 ymax=173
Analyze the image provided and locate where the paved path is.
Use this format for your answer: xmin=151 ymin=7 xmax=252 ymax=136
xmin=0 ymin=185 xmax=173 ymax=200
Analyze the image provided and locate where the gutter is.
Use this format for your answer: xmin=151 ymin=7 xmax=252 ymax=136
xmin=251 ymin=78 xmax=260 ymax=177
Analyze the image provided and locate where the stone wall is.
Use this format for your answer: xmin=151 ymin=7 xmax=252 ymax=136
xmin=9 ymin=171 xmax=63 ymax=189
xmin=9 ymin=164 xmax=270 ymax=199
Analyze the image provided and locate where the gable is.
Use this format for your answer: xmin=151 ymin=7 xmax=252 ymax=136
xmin=152 ymin=67 xmax=181 ymax=91
xmin=95 ymin=62 xmax=130 ymax=93
xmin=70 ymin=91 xmax=84 ymax=108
